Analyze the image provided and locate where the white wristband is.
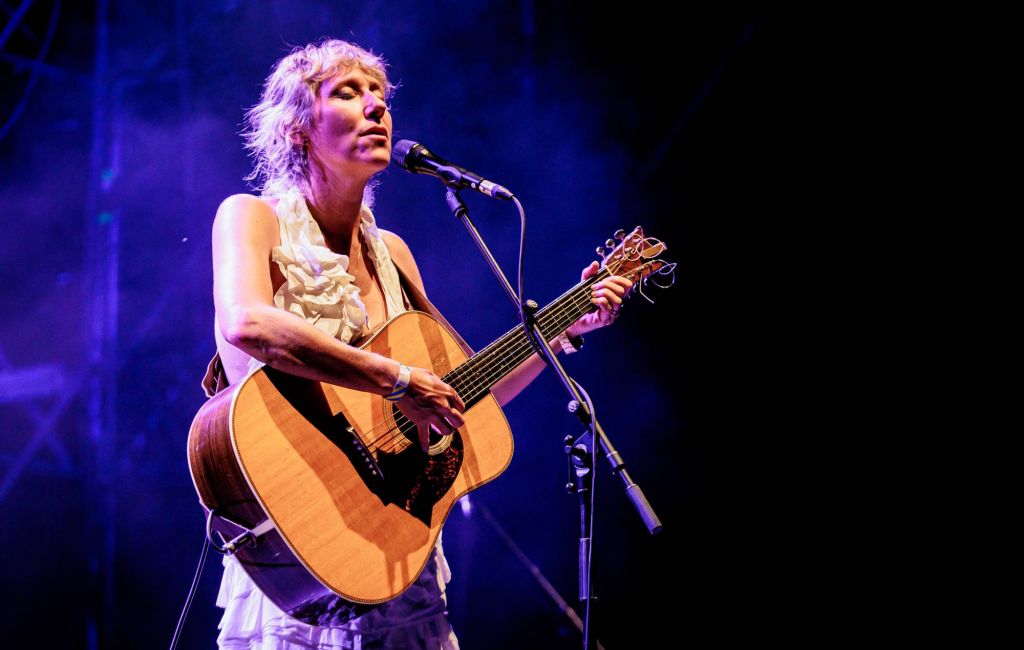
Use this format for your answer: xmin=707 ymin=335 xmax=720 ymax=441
xmin=385 ymin=364 xmax=411 ymax=401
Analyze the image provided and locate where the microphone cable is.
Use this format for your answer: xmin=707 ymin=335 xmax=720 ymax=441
xmin=168 ymin=532 xmax=212 ymax=650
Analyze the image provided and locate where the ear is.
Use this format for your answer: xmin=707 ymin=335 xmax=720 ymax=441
xmin=287 ymin=130 xmax=306 ymax=147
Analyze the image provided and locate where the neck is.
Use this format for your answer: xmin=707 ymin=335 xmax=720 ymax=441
xmin=304 ymin=163 xmax=370 ymax=253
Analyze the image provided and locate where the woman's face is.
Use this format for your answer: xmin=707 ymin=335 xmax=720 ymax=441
xmin=307 ymin=66 xmax=392 ymax=178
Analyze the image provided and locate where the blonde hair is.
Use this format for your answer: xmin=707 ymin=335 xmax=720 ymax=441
xmin=242 ymin=38 xmax=395 ymax=200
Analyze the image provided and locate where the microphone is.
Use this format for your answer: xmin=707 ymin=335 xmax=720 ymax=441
xmin=392 ymin=139 xmax=514 ymax=200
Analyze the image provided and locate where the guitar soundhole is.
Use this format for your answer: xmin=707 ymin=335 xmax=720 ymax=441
xmin=376 ymin=420 xmax=464 ymax=527
xmin=427 ymin=427 xmax=454 ymax=454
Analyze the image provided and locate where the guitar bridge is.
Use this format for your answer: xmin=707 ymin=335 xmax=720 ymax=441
xmin=340 ymin=423 xmax=386 ymax=486
xmin=312 ymin=411 xmax=391 ymax=505
xmin=258 ymin=367 xmax=388 ymax=495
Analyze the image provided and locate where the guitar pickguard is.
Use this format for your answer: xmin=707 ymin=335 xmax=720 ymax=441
xmin=376 ymin=431 xmax=464 ymax=525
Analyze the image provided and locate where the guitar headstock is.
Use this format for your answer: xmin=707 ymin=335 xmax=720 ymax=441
xmin=598 ymin=226 xmax=672 ymax=287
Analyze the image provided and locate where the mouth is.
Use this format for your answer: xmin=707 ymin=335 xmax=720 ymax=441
xmin=361 ymin=127 xmax=389 ymax=139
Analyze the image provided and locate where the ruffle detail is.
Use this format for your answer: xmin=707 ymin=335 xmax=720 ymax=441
xmin=271 ymin=189 xmax=386 ymax=346
xmin=217 ymin=547 xmax=458 ymax=650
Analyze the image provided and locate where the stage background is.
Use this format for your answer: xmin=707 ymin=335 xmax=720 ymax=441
xmin=0 ymin=3 xmax=804 ymax=647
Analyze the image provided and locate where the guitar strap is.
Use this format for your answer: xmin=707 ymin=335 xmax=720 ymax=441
xmin=201 ymin=256 xmax=474 ymax=398
xmin=389 ymin=258 xmax=475 ymax=357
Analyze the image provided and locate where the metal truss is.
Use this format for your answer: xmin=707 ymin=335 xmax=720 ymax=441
xmin=1 ymin=1 xmax=196 ymax=646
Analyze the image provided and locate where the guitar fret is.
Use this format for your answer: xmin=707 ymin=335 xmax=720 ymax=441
xmin=376 ymin=245 xmax=655 ymax=450
xmin=444 ymin=270 xmax=608 ymax=405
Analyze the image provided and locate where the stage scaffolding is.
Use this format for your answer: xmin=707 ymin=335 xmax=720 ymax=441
xmin=0 ymin=1 xmax=195 ymax=646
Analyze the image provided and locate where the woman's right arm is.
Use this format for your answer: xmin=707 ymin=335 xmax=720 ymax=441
xmin=212 ymin=194 xmax=463 ymax=448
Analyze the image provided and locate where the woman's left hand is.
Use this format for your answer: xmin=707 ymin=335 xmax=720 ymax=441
xmin=565 ymin=261 xmax=633 ymax=338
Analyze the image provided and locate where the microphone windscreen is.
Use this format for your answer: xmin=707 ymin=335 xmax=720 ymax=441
xmin=392 ymin=140 xmax=417 ymax=169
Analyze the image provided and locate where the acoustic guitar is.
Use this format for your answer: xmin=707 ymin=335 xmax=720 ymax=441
xmin=187 ymin=226 xmax=669 ymax=624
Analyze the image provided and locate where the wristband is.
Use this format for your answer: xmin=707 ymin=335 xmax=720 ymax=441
xmin=385 ymin=364 xmax=411 ymax=401
xmin=556 ymin=332 xmax=583 ymax=354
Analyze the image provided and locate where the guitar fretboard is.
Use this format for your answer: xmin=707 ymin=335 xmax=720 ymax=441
xmin=443 ymin=269 xmax=610 ymax=407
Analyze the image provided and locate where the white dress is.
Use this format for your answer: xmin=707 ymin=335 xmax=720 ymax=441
xmin=216 ymin=189 xmax=460 ymax=650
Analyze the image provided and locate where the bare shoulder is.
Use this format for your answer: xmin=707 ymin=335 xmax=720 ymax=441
xmin=215 ymin=193 xmax=276 ymax=228
xmin=213 ymin=193 xmax=278 ymax=244
xmin=380 ymin=229 xmax=413 ymax=261
xmin=380 ymin=229 xmax=426 ymax=293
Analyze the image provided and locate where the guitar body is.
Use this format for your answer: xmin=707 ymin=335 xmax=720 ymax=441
xmin=187 ymin=225 xmax=669 ymax=624
xmin=187 ymin=310 xmax=514 ymax=623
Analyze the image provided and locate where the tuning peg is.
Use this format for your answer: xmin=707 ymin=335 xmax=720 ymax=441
xmin=595 ymin=246 xmax=605 ymax=256
xmin=604 ymin=238 xmax=616 ymax=249
xmin=614 ymin=229 xmax=625 ymax=240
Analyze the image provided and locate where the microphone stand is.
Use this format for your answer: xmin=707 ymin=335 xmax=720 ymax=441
xmin=442 ymin=189 xmax=663 ymax=650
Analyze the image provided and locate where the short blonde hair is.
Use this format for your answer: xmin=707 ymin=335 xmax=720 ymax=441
xmin=243 ymin=38 xmax=395 ymax=198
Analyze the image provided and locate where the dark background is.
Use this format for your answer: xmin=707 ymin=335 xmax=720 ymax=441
xmin=0 ymin=2 xmax=805 ymax=647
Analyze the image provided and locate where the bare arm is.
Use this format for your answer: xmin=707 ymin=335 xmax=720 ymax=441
xmin=490 ymin=261 xmax=632 ymax=405
xmin=488 ymin=336 xmax=567 ymax=406
xmin=214 ymin=196 xmax=464 ymax=449
xmin=381 ymin=230 xmax=631 ymax=408
xmin=214 ymin=194 xmax=397 ymax=392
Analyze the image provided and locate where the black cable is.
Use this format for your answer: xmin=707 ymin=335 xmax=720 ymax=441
xmin=168 ymin=532 xmax=211 ymax=650
xmin=513 ymin=195 xmax=528 ymax=320
xmin=507 ymin=183 xmax=596 ymax=647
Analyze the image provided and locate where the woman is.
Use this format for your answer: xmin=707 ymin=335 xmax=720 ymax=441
xmin=207 ymin=38 xmax=631 ymax=649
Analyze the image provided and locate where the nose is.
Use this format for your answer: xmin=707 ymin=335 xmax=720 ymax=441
xmin=364 ymin=92 xmax=387 ymax=122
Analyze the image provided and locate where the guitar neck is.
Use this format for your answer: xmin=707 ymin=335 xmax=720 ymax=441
xmin=443 ymin=269 xmax=610 ymax=408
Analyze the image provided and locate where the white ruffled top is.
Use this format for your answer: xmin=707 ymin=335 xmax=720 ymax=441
xmin=221 ymin=189 xmax=458 ymax=649
xmin=270 ymin=188 xmax=406 ymax=345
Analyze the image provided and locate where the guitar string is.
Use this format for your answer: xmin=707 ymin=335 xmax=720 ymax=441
xmin=445 ymin=238 xmax=661 ymax=413
xmin=354 ymin=236 xmax=654 ymax=451
xmin=360 ymin=271 xmax=607 ymax=451
xmin=362 ymin=273 xmax=604 ymax=451
xmin=446 ymin=272 xmax=609 ymax=398
xmin=411 ymin=236 xmax=647 ymax=413
xmin=365 ymin=253 xmax=657 ymax=452
xmin=357 ymin=269 xmax=612 ymax=450
xmin=361 ymin=248 xmax=654 ymax=452
xmin=362 ymin=298 xmax=588 ymax=453
xmin=370 ymin=288 xmax=597 ymax=451
xmin=365 ymin=259 xmax=649 ymax=452
xmin=436 ymin=244 xmax=650 ymax=405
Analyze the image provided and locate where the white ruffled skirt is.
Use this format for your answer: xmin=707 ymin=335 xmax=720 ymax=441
xmin=216 ymin=540 xmax=459 ymax=650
